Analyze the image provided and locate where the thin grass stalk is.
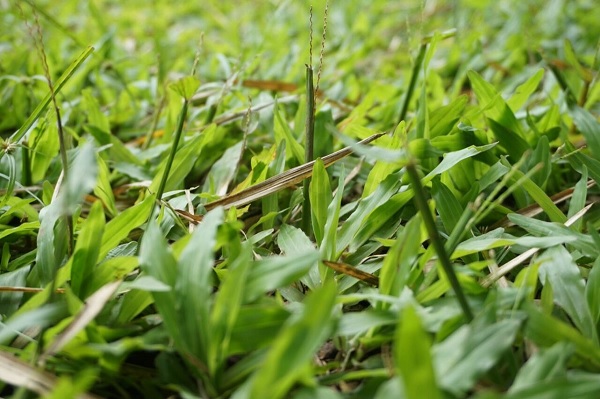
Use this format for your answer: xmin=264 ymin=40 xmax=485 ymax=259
xmin=149 ymin=99 xmax=189 ymax=222
xmin=406 ymin=160 xmax=474 ymax=321
xmin=20 ymin=144 xmax=31 ymax=187
xmin=397 ymin=43 xmax=427 ymax=124
xmin=23 ymin=2 xmax=75 ymax=255
xmin=302 ymin=65 xmax=315 ymax=235
xmin=142 ymin=94 xmax=166 ymax=150
xmin=2 ymin=46 xmax=94 ymax=161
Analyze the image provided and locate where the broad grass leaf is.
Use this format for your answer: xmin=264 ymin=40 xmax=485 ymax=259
xmin=71 ymin=201 xmax=105 ymax=298
xmin=505 ymin=166 xmax=567 ymax=223
xmin=416 ymin=69 xmax=429 ymax=140
xmin=586 ymin=258 xmax=600 ymax=329
xmin=351 ymin=143 xmax=497 ymax=251
xmin=567 ymin=167 xmax=588 ymax=232
xmin=60 ymin=143 xmax=99 ymax=216
xmin=274 ymin=103 xmax=304 ymax=165
xmin=177 ymin=207 xmax=224 ymax=362
xmin=379 ymin=215 xmax=421 ymax=301
xmin=504 ymin=377 xmax=600 ymax=399
xmin=374 ymin=377 xmax=405 ymax=399
xmin=432 ymin=179 xmax=463 ymax=234
xmin=139 ymin=221 xmax=182 ymax=348
xmin=527 ymin=136 xmax=551 ymax=188
xmin=96 ymin=195 xmax=153 ymax=256
xmin=116 ymin=289 xmax=154 ymax=324
xmin=88 ymin=125 xmax=143 ymax=166
xmin=569 ymin=105 xmax=600 ymax=160
xmin=363 ymin=122 xmax=405 ymax=197
xmin=538 ymin=246 xmax=597 ymax=342
xmin=337 ymin=172 xmax=402 ymax=256
xmin=564 ymin=40 xmax=594 ymax=82
xmin=429 ymin=95 xmax=467 ymax=138
xmin=0 ymin=222 xmax=39 ymax=242
xmin=508 ymin=214 xmax=598 ymax=257
xmin=228 ymin=304 xmax=290 ymax=354
xmin=467 ymin=70 xmax=524 ymax=137
xmin=320 ymin=167 xmax=345 ymax=261
xmin=278 ymin=224 xmax=315 ymax=256
xmin=564 ymin=140 xmax=600 ymax=185
xmin=509 ymin=342 xmax=573 ymax=393
xmin=203 ymin=141 xmax=243 ymax=196
xmin=309 ymin=158 xmax=332 ymax=245
xmin=247 ymin=281 xmax=337 ymax=399
xmin=37 ymin=142 xmax=98 ymax=285
xmin=245 ymin=251 xmax=319 ymax=302
xmin=338 ymin=310 xmax=397 ymax=336
xmin=424 ymin=143 xmax=497 ymax=182
xmin=278 ymin=224 xmax=319 ymax=289
xmin=93 ymin=156 xmax=118 ymax=217
xmin=169 ymin=76 xmax=201 ymax=100
xmin=313 ymin=110 xmax=335 ymax=159
xmin=84 ymin=256 xmax=138 ymax=296
xmin=507 ymin=68 xmax=544 ymax=112
xmin=451 ymin=233 xmax=576 ymax=259
xmin=0 ymin=303 xmax=66 ymax=345
xmin=487 ymin=119 xmax=530 ymax=160
xmin=395 ymin=305 xmax=441 ymax=399
xmin=82 ymin=88 xmax=110 ymax=133
xmin=208 ymin=242 xmax=252 ymax=375
xmin=29 ymin=120 xmax=59 ymax=183
xmin=83 ymin=88 xmax=141 ymax=166
xmin=434 ymin=319 xmax=521 ymax=395
xmin=524 ymin=303 xmax=600 ymax=367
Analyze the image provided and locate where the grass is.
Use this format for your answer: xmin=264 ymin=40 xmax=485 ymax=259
xmin=0 ymin=0 xmax=599 ymax=398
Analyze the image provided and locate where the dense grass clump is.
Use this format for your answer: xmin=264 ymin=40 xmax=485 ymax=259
xmin=0 ymin=1 xmax=599 ymax=398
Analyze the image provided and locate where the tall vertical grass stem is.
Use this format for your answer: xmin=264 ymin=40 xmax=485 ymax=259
xmin=398 ymin=43 xmax=427 ymax=124
xmin=406 ymin=160 xmax=474 ymax=321
xmin=302 ymin=65 xmax=315 ymax=235
xmin=149 ymin=99 xmax=189 ymax=222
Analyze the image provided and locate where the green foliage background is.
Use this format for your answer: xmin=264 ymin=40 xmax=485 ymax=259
xmin=0 ymin=0 xmax=599 ymax=398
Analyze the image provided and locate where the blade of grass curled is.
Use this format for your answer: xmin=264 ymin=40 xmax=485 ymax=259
xmin=406 ymin=160 xmax=473 ymax=322
xmin=3 ymin=46 xmax=94 ymax=155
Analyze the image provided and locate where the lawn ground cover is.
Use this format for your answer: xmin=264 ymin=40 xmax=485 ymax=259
xmin=0 ymin=0 xmax=600 ymax=398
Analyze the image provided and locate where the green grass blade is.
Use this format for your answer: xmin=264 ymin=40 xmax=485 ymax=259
xmin=247 ymin=281 xmax=337 ymax=399
xmin=509 ymin=342 xmax=574 ymax=393
xmin=507 ymin=68 xmax=544 ymax=112
xmin=586 ymin=258 xmax=600 ymax=330
xmin=467 ymin=70 xmax=524 ymax=137
xmin=524 ymin=303 xmax=600 ymax=367
xmin=538 ymin=246 xmax=597 ymax=343
xmin=177 ymin=207 xmax=224 ymax=362
xmin=309 ymin=158 xmax=332 ymax=245
xmin=70 ymin=201 xmax=105 ymax=298
xmin=209 ymin=242 xmax=252 ymax=377
xmin=6 ymin=47 xmax=94 ymax=149
xmin=395 ymin=305 xmax=442 ymax=399
xmin=434 ymin=319 xmax=521 ymax=395
xmin=379 ymin=215 xmax=421 ymax=301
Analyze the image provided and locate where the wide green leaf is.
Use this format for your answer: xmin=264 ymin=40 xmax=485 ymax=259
xmin=246 ymin=281 xmax=337 ymax=399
